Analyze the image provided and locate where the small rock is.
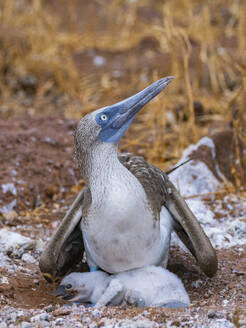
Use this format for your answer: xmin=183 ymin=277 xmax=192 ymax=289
xmin=18 ymin=75 xmax=37 ymax=94
xmin=194 ymin=100 xmax=204 ymax=117
xmin=0 ymin=323 xmax=7 ymax=328
xmin=16 ymin=310 xmax=24 ymax=318
xmin=21 ymin=322 xmax=32 ymax=328
xmin=39 ymin=313 xmax=50 ymax=322
xmin=31 ymin=313 xmax=50 ymax=322
xmin=55 ymin=318 xmax=64 ymax=326
xmin=238 ymin=318 xmax=246 ymax=326
xmin=53 ymin=308 xmax=71 ymax=316
xmin=93 ymin=56 xmax=105 ymax=66
xmin=45 ymin=305 xmax=53 ymax=313
xmin=7 ymin=313 xmax=16 ymax=323
xmin=2 ymin=211 xmax=19 ymax=226
xmin=0 ymin=276 xmax=9 ymax=284
xmin=208 ymin=310 xmax=217 ymax=319
xmin=22 ymin=253 xmax=36 ymax=264
xmin=74 ymin=322 xmax=83 ymax=328
xmin=91 ymin=309 xmax=101 ymax=318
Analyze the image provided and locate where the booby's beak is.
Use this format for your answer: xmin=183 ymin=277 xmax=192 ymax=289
xmin=97 ymin=76 xmax=174 ymax=143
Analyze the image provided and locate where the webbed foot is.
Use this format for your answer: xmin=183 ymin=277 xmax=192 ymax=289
xmin=89 ymin=266 xmax=99 ymax=272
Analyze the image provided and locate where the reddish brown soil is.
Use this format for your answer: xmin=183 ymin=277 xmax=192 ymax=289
xmin=0 ymin=116 xmax=81 ymax=214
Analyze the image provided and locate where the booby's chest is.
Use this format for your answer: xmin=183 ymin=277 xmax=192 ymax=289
xmin=81 ymin=166 xmax=162 ymax=273
xmin=85 ymin=168 xmax=157 ymax=231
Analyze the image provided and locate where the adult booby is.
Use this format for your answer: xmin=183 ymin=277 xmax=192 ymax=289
xmin=39 ymin=77 xmax=217 ymax=281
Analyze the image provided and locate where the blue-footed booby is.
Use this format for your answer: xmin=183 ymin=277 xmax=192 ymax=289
xmin=54 ymin=266 xmax=190 ymax=308
xmin=39 ymin=77 xmax=217 ymax=281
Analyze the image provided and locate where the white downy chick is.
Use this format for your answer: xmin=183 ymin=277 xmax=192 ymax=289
xmin=54 ymin=265 xmax=190 ymax=308
xmin=54 ymin=271 xmax=109 ymax=304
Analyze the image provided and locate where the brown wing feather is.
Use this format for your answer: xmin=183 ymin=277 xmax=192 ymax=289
xmin=39 ymin=187 xmax=91 ymax=281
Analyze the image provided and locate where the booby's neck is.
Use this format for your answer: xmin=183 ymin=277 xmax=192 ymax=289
xmin=82 ymin=142 xmax=125 ymax=191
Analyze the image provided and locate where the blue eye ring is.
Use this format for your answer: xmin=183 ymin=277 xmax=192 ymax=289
xmin=95 ymin=111 xmax=110 ymax=126
xmin=66 ymin=284 xmax=72 ymax=289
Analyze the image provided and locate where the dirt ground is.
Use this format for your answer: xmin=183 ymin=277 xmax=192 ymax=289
xmin=0 ymin=116 xmax=245 ymax=327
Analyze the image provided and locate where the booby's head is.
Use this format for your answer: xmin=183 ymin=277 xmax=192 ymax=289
xmin=53 ymin=271 xmax=109 ymax=303
xmin=75 ymin=77 xmax=174 ymax=167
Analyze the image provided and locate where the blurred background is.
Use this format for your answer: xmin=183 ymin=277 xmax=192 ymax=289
xmin=0 ymin=0 xmax=245 ymax=169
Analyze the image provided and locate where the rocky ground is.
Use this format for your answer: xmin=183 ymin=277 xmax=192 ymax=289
xmin=0 ymin=116 xmax=245 ymax=328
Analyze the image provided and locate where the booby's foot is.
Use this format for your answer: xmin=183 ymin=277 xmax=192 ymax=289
xmin=89 ymin=266 xmax=99 ymax=272
xmin=88 ymin=303 xmax=95 ymax=307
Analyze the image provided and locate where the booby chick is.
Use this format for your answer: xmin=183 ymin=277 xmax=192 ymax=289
xmin=54 ymin=266 xmax=190 ymax=308
xmin=39 ymin=77 xmax=217 ymax=282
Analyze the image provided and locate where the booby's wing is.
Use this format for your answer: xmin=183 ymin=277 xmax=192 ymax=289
xmin=119 ymin=153 xmax=218 ymax=278
xmin=39 ymin=187 xmax=91 ymax=281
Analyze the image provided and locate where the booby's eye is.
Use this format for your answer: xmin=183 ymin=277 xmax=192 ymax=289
xmin=65 ymin=284 xmax=72 ymax=289
xmin=100 ymin=114 xmax=108 ymax=121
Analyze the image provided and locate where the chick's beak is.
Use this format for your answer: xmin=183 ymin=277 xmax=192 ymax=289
xmin=52 ymin=285 xmax=67 ymax=297
xmin=51 ymin=285 xmax=77 ymax=301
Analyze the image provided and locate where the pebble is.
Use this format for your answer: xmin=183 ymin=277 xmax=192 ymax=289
xmin=207 ymin=310 xmax=217 ymax=319
xmin=2 ymin=211 xmax=18 ymax=226
xmin=91 ymin=309 xmax=101 ymax=317
xmin=21 ymin=253 xmax=36 ymax=264
xmin=17 ymin=310 xmax=24 ymax=318
xmin=0 ymin=323 xmax=7 ymax=328
xmin=31 ymin=313 xmax=50 ymax=322
xmin=55 ymin=318 xmax=64 ymax=326
xmin=39 ymin=313 xmax=50 ymax=322
xmin=21 ymin=322 xmax=32 ymax=328
xmin=18 ymin=75 xmax=37 ymax=94
xmin=0 ymin=276 xmax=9 ymax=284
xmin=45 ymin=305 xmax=53 ymax=313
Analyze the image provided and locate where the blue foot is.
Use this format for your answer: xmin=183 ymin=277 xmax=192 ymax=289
xmin=87 ymin=303 xmax=95 ymax=307
xmin=90 ymin=266 xmax=99 ymax=272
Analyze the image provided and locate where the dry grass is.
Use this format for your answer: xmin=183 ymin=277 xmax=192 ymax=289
xmin=0 ymin=0 xmax=245 ymax=188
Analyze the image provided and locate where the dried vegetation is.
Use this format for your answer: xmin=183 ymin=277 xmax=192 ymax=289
xmin=0 ymin=0 xmax=245 ymax=191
